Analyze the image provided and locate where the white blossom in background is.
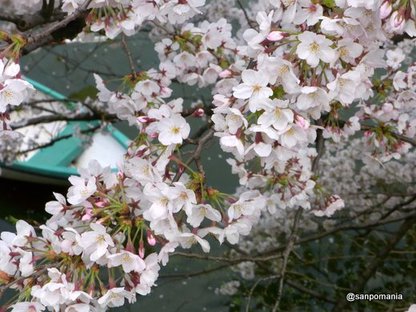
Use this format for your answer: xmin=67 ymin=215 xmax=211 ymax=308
xmin=0 ymin=59 xmax=33 ymax=138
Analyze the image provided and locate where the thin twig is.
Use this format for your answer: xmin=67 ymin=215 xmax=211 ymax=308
xmin=236 ymin=0 xmax=256 ymax=29
xmin=11 ymin=112 xmax=116 ymax=129
xmin=285 ymin=279 xmax=336 ymax=304
xmin=172 ymin=251 xmax=282 ymax=264
xmin=361 ymin=124 xmax=416 ymax=146
xmin=246 ymin=275 xmax=279 ymax=312
xmin=17 ymin=124 xmax=100 ymax=155
xmin=121 ymin=34 xmax=137 ymax=79
xmin=160 ymin=263 xmax=230 ymax=280
xmin=312 ymin=128 xmax=325 ymax=173
xmin=272 ymin=208 xmax=303 ymax=312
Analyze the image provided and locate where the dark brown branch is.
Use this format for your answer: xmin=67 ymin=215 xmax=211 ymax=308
xmin=172 ymin=251 xmax=281 ymax=264
xmin=312 ymin=128 xmax=325 ymax=173
xmin=264 ymin=203 xmax=416 ymax=256
xmin=11 ymin=112 xmax=116 ymax=129
xmin=0 ymin=10 xmax=65 ymax=31
xmin=160 ymin=263 xmax=230 ymax=280
xmin=23 ymin=0 xmax=91 ymax=54
xmin=236 ymin=0 xmax=256 ymax=29
xmin=285 ymin=279 xmax=336 ymax=304
xmin=17 ymin=123 xmax=101 ymax=155
xmin=121 ymin=34 xmax=137 ymax=79
xmin=186 ymin=128 xmax=214 ymax=169
xmin=360 ymin=124 xmax=416 ymax=147
xmin=272 ymin=208 xmax=303 ymax=312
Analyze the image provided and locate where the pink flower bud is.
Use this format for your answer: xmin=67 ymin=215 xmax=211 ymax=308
xmin=108 ymin=276 xmax=117 ymax=289
xmin=95 ymin=200 xmax=108 ymax=208
xmin=390 ymin=11 xmax=405 ymax=31
xmin=117 ymin=171 xmax=125 ymax=180
xmin=380 ymin=1 xmax=392 ymax=19
xmin=147 ymin=230 xmax=157 ymax=246
xmin=125 ymin=238 xmax=135 ymax=253
xmin=295 ymin=115 xmax=310 ymax=129
xmin=137 ymin=116 xmax=150 ymax=123
xmin=193 ymin=108 xmax=205 ymax=118
xmin=81 ymin=207 xmax=92 ymax=221
xmin=219 ymin=69 xmax=232 ymax=78
xmin=139 ymin=240 xmax=145 ymax=258
xmin=267 ymin=31 xmax=284 ymax=42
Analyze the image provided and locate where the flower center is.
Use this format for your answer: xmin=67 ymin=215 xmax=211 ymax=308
xmin=274 ymin=108 xmax=282 ymax=119
xmin=309 ymin=42 xmax=320 ymax=54
xmin=339 ymin=47 xmax=348 ymax=58
xmin=171 ymin=126 xmax=180 ymax=134
xmin=122 ymin=253 xmax=132 ymax=263
xmin=81 ymin=188 xmax=90 ymax=197
xmin=2 ymin=89 xmax=13 ymax=100
xmin=96 ymin=234 xmax=106 ymax=244
xmin=160 ymin=196 xmax=169 ymax=206
xmin=252 ymin=84 xmax=262 ymax=93
xmin=278 ymin=65 xmax=289 ymax=75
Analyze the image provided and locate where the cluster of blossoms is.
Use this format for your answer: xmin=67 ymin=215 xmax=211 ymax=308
xmin=0 ymin=59 xmax=33 ymax=140
xmin=154 ymin=18 xmax=237 ymax=88
xmin=61 ymin=0 xmax=206 ymax=39
xmin=0 ymin=0 xmax=416 ymax=310
xmin=0 ymin=146 xmax=266 ymax=311
xmin=380 ymin=0 xmax=416 ymax=34
xmin=214 ymin=136 xmax=416 ymax=308
xmin=356 ymin=55 xmax=416 ymax=161
xmin=208 ymin=0 xmax=416 ymax=219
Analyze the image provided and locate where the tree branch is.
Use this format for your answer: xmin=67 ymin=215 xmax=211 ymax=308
xmin=16 ymin=123 xmax=101 ymax=155
xmin=121 ymin=34 xmax=137 ymax=79
xmin=236 ymin=0 xmax=256 ymax=29
xmin=272 ymin=208 xmax=303 ymax=312
xmin=11 ymin=112 xmax=116 ymax=129
xmin=23 ymin=0 xmax=91 ymax=54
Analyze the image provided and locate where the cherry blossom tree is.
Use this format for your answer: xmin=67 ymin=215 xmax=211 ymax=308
xmin=0 ymin=0 xmax=416 ymax=311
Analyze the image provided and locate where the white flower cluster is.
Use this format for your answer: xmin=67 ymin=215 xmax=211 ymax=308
xmin=154 ymin=18 xmax=236 ymax=88
xmin=1 ymin=0 xmax=416 ymax=310
xmin=0 ymin=59 xmax=33 ymax=140
xmin=61 ymin=0 xmax=206 ymax=39
xmin=209 ymin=0 xmax=416 ymax=219
xmin=227 ymin=136 xmax=416 ymax=284
xmin=0 ymin=60 xmax=33 ymax=113
xmin=0 ymin=150 xmax=265 ymax=311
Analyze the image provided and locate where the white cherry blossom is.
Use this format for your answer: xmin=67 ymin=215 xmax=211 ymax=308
xmin=67 ymin=176 xmax=97 ymax=205
xmin=233 ymin=69 xmax=273 ymax=104
xmin=108 ymin=251 xmax=146 ymax=273
xmin=156 ymin=115 xmax=190 ymax=145
xmin=78 ymin=223 xmax=115 ymax=262
xmin=296 ymin=31 xmax=337 ymax=67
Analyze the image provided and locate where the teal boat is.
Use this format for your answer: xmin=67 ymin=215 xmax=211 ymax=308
xmin=1 ymin=78 xmax=130 ymax=185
